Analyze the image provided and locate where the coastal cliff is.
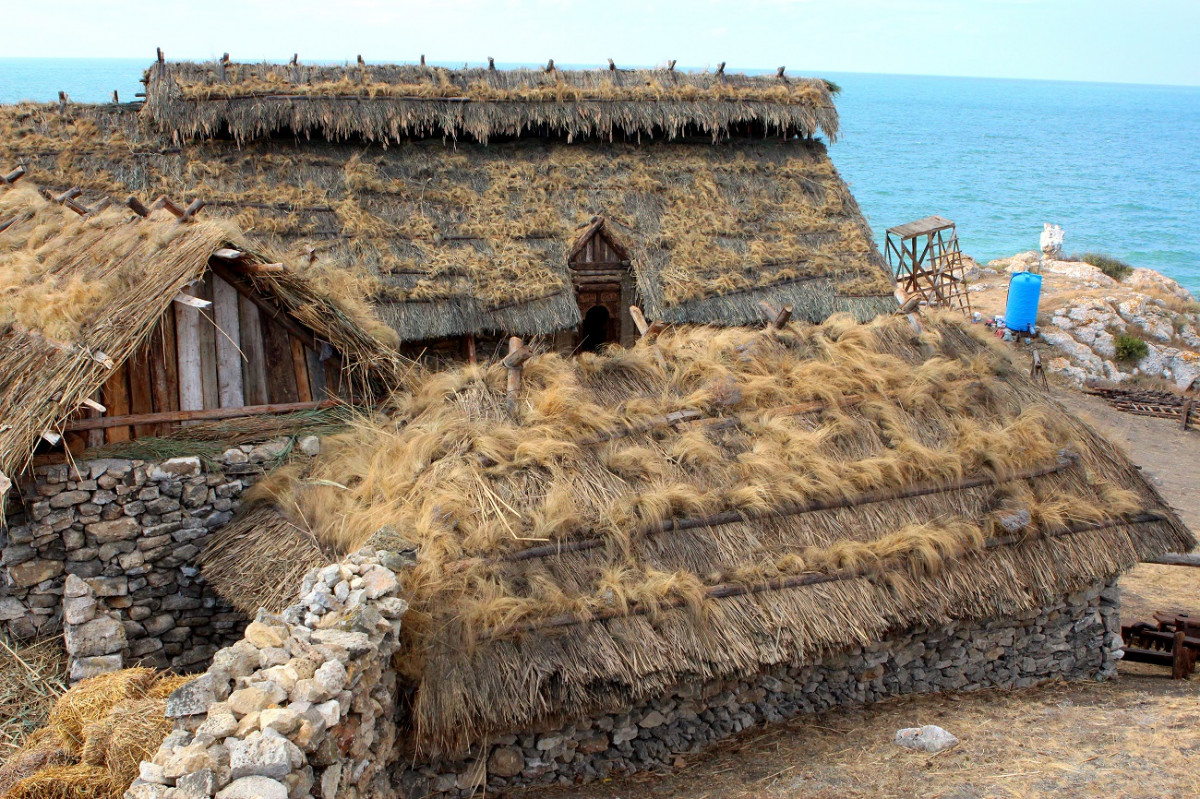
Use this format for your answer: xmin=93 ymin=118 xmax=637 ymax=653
xmin=964 ymin=253 xmax=1200 ymax=390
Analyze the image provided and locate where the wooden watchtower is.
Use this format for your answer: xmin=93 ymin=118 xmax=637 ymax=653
xmin=885 ymin=216 xmax=971 ymax=315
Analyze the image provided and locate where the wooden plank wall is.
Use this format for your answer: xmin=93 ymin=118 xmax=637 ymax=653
xmin=87 ymin=268 xmax=339 ymax=446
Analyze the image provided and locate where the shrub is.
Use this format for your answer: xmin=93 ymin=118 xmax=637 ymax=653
xmin=1114 ymin=334 xmax=1149 ymax=363
xmin=1082 ymin=252 xmax=1133 ymax=281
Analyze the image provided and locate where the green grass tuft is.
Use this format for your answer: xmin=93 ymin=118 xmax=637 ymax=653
xmin=1082 ymin=253 xmax=1133 ymax=281
xmin=1114 ymin=334 xmax=1149 ymax=363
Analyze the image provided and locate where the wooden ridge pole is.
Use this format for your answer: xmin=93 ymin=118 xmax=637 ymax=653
xmin=63 ymin=400 xmax=338 ymax=432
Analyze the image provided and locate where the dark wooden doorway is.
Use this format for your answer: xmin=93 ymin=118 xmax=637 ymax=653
xmin=566 ymin=217 xmax=635 ymax=352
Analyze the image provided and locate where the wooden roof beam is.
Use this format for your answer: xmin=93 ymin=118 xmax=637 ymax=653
xmin=1 ymin=166 xmax=26 ymax=185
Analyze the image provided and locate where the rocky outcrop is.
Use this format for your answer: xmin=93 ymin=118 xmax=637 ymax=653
xmin=968 ymin=253 xmax=1200 ymax=388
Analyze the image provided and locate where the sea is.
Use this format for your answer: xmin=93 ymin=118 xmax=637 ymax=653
xmin=2 ymin=58 xmax=1198 ymax=294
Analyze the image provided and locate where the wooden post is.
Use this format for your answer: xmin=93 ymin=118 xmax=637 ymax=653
xmin=465 ymin=333 xmax=477 ymax=365
xmin=127 ymin=196 xmax=150 ymax=217
xmin=503 ymin=337 xmax=532 ymax=415
xmin=629 ymin=306 xmax=649 ymax=336
xmin=1181 ymin=398 xmax=1193 ymax=431
xmin=239 ymin=293 xmax=269 ymax=405
xmin=0 ymin=166 xmax=25 ymax=185
xmin=178 ymin=199 xmax=205 ymax=223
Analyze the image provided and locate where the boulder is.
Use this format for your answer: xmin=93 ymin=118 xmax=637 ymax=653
xmin=895 ymin=724 xmax=959 ymax=753
xmin=148 ymin=457 xmax=202 ymax=480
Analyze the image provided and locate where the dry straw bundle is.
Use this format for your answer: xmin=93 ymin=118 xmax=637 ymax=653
xmin=0 ymin=669 xmax=187 ymax=799
xmin=200 ymin=312 xmax=1193 ymax=754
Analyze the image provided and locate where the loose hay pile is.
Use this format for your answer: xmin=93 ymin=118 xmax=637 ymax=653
xmin=0 ymin=669 xmax=186 ymax=799
xmin=201 ymin=313 xmax=1194 ymax=754
xmin=0 ymin=636 xmax=67 ymax=769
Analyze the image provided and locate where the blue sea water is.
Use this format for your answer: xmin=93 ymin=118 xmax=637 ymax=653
xmin=2 ymin=59 xmax=1198 ymax=293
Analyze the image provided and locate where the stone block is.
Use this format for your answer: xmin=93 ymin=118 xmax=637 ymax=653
xmin=69 ymin=654 xmax=123 ymax=682
xmin=149 ymin=457 xmax=202 ymax=480
xmin=86 ymin=517 xmax=140 ymax=544
xmin=64 ymin=615 xmax=126 ymax=658
xmin=6 ymin=558 xmax=63 ymax=588
xmin=216 ymin=776 xmax=288 ymax=799
xmin=228 ymin=729 xmax=301 ymax=780
xmin=87 ymin=576 xmax=129 ymax=597
xmin=167 ymin=676 xmax=218 ymax=718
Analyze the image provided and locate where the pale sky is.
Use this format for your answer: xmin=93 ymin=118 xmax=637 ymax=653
xmin=5 ymin=0 xmax=1199 ymax=86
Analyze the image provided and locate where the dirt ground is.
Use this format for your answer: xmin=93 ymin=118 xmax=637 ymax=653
xmin=532 ymin=388 xmax=1200 ymax=799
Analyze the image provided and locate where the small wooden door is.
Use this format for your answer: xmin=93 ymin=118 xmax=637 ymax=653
xmin=568 ymin=222 xmax=634 ymax=351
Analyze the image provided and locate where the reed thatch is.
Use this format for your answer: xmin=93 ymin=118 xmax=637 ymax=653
xmin=143 ymin=60 xmax=840 ymax=145
xmin=0 ymin=100 xmax=893 ymax=343
xmin=199 ymin=312 xmax=1194 ymax=755
xmin=0 ymin=180 xmax=402 ymax=490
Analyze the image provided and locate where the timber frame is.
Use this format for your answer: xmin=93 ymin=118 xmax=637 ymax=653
xmin=885 ymin=216 xmax=972 ymax=315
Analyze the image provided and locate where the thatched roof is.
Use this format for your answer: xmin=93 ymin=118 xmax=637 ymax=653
xmin=143 ymin=60 xmax=840 ymax=145
xmin=0 ymin=102 xmax=894 ymax=342
xmin=0 ymin=180 xmax=402 ymax=487
xmin=199 ymin=313 xmax=1194 ymax=755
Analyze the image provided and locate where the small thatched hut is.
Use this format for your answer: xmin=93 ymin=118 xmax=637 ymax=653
xmin=0 ymin=58 xmax=894 ymax=358
xmin=201 ymin=312 xmax=1192 ymax=789
xmin=0 ymin=176 xmax=400 ymax=501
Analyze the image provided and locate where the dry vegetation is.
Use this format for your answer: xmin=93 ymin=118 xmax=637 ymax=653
xmin=0 ymin=668 xmax=188 ymax=799
xmin=0 ymin=635 xmax=66 ymax=770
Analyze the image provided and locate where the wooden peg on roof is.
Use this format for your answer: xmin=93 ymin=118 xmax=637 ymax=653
xmin=716 ymin=62 xmax=725 ymax=75
xmin=53 ymin=187 xmax=82 ymax=204
xmin=544 ymin=59 xmax=555 ymax=72
xmin=126 ymin=196 xmax=149 ymax=217
xmin=357 ymin=54 xmax=365 ymax=66
xmin=0 ymin=219 xmax=15 ymax=234
xmin=608 ymin=58 xmax=616 ymax=71
xmin=174 ymin=292 xmax=213 ymax=309
xmin=157 ymin=47 xmax=164 ymax=63
xmin=758 ymin=300 xmax=792 ymax=331
xmin=221 ymin=53 xmax=230 ymax=64
xmin=112 ymin=90 xmax=119 ymax=103
xmin=82 ymin=397 xmax=107 ymax=413
xmin=304 ymin=245 xmax=318 ymax=265
xmin=777 ymin=66 xmax=786 ymax=77
xmin=291 ymin=53 xmax=299 ymax=66
xmin=419 ymin=54 xmax=426 ymax=66
xmin=178 ymin=198 xmax=205 ymax=223
xmin=57 ymin=91 xmax=69 ymax=111
xmin=0 ymin=166 xmax=25 ymax=185
xmin=84 ymin=197 xmax=112 ymax=218
xmin=668 ymin=60 xmax=676 ymax=72
xmin=488 ymin=57 xmax=495 ymax=70
xmin=151 ymin=196 xmax=185 ymax=217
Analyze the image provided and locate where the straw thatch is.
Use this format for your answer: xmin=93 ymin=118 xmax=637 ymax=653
xmin=0 ymin=180 xmax=402 ymax=488
xmin=0 ymin=99 xmax=893 ymax=343
xmin=143 ymin=60 xmax=840 ymax=145
xmin=0 ymin=669 xmax=181 ymax=799
xmin=199 ymin=312 xmax=1194 ymax=755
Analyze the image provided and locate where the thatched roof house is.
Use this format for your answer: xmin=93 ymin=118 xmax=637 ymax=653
xmin=201 ymin=313 xmax=1193 ymax=755
xmin=0 ymin=177 xmax=401 ymax=496
xmin=0 ymin=59 xmax=893 ymax=353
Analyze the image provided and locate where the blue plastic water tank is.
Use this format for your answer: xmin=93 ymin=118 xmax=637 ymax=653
xmin=1005 ymin=272 xmax=1042 ymax=333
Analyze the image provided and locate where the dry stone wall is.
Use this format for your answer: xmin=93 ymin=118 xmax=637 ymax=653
xmin=126 ymin=565 xmax=1121 ymax=799
xmin=0 ymin=438 xmax=319 ymax=680
xmin=400 ymin=579 xmax=1122 ymax=798
xmin=126 ymin=545 xmax=411 ymax=799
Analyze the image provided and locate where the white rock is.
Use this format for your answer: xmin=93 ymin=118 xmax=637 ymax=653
xmin=148 ymin=456 xmax=202 ymax=480
xmin=216 ymin=776 xmax=289 ymax=799
xmin=297 ymin=436 xmax=321 ymax=456
xmin=895 ymin=724 xmax=959 ymax=753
